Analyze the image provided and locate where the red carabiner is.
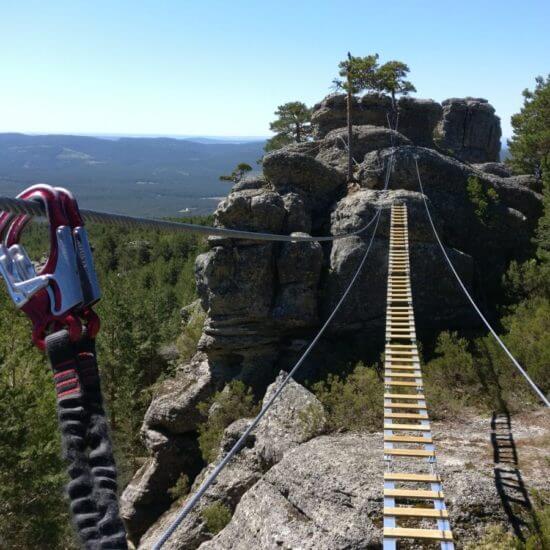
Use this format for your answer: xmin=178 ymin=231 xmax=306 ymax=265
xmin=4 ymin=185 xmax=83 ymax=350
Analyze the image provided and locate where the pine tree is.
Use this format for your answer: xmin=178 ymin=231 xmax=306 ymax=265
xmin=264 ymin=102 xmax=312 ymax=152
xmin=373 ymin=60 xmax=416 ymax=107
xmin=507 ymin=75 xmax=550 ymax=181
xmin=219 ymin=162 xmax=253 ymax=182
xmin=333 ymin=53 xmax=380 ymax=181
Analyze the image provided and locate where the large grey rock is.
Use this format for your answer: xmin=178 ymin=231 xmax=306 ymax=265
xmin=262 ymin=150 xmax=346 ymax=210
xmin=473 ymin=162 xmax=512 ymax=178
xmin=281 ymin=192 xmax=312 ymax=234
xmin=435 ymin=97 xmax=502 ymax=162
xmin=196 ymin=243 xmax=275 ymax=320
xmin=201 ymin=433 xmax=382 ymax=550
xmin=120 ymin=433 xmax=202 ymax=543
xmin=312 ymin=93 xmax=442 ymax=147
xmin=200 ymin=409 xmax=550 ymax=549
xmin=120 ymin=354 xmax=231 ymax=544
xmin=316 ymin=125 xmax=411 ymax=173
xmin=214 ymin=189 xmax=285 ymax=233
xmin=138 ymin=374 xmax=326 ymax=549
xmin=230 ymin=175 xmax=267 ymax=193
xmin=273 ymin=235 xmax=323 ymax=327
xmin=356 ymin=146 xmax=540 ymax=281
xmin=323 ymin=189 xmax=474 ymax=332
xmin=144 ymin=353 xmax=219 ymax=435
xmin=396 ymin=96 xmax=443 ymax=147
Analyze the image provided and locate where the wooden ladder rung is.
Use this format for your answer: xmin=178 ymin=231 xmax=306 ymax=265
xmin=385 ymin=423 xmax=431 ymax=431
xmin=384 ymin=435 xmax=433 ymax=443
xmin=384 ymin=472 xmax=440 ymax=482
xmin=384 ymin=507 xmax=449 ymax=518
xmin=386 ymin=344 xmax=416 ymax=348
xmin=384 ymin=365 xmax=418 ymax=371
xmin=384 ymin=393 xmax=425 ymax=399
xmin=384 ymin=448 xmax=435 ymax=457
xmin=384 ymin=372 xmax=421 ymax=379
xmin=384 ymin=488 xmax=443 ymax=499
xmin=384 ymin=527 xmax=453 ymax=541
xmin=384 ymin=412 xmax=429 ymax=419
xmin=385 ymin=381 xmax=423 ymax=387
xmin=384 ymin=403 xmax=427 ymax=410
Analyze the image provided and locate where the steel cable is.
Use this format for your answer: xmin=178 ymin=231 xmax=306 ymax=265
xmin=0 ymin=195 xmax=375 ymax=243
xmin=153 ymin=126 xmax=398 ymax=549
xmin=413 ymin=155 xmax=549 ymax=408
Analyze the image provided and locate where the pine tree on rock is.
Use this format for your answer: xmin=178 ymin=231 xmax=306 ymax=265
xmin=219 ymin=162 xmax=253 ymax=183
xmin=264 ymin=102 xmax=312 ymax=152
xmin=333 ymin=53 xmax=380 ymax=181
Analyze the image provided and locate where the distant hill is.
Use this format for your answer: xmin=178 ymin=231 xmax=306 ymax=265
xmin=0 ymin=133 xmax=266 ymax=217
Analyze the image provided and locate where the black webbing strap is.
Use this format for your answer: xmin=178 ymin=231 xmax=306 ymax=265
xmin=46 ymin=330 xmax=101 ymax=549
xmin=46 ymin=330 xmax=128 ymax=549
xmin=75 ymin=336 xmax=128 ymax=549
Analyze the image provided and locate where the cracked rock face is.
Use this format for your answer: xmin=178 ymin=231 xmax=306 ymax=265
xmin=137 ymin=373 xmax=326 ymax=550
xmin=201 ymin=410 xmax=550 ymax=549
xmin=434 ymin=97 xmax=502 ymax=163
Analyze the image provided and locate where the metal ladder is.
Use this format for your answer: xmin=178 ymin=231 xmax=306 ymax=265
xmin=383 ymin=204 xmax=454 ymax=549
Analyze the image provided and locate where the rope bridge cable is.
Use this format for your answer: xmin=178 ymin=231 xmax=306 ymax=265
xmin=0 ymin=195 xmax=377 ymax=243
xmin=413 ymin=156 xmax=550 ymax=408
xmin=152 ymin=138 xmax=397 ymax=549
xmin=152 ymin=208 xmax=383 ymax=550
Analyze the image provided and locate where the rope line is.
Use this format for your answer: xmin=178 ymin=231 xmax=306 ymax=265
xmin=153 ymin=124 xmax=398 ymax=548
xmin=152 ymin=209 xmax=383 ymax=549
xmin=413 ymin=156 xmax=550 ymax=408
xmin=0 ymin=195 xmax=376 ymax=243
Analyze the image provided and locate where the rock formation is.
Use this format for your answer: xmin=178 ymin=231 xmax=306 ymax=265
xmin=121 ymin=93 xmax=543 ymax=548
xmin=202 ymin=409 xmax=550 ymax=549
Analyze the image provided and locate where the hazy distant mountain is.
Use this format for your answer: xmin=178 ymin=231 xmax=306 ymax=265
xmin=0 ymin=133 xmax=266 ymax=217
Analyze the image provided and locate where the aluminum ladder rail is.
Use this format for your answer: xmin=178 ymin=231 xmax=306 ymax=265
xmin=383 ymin=204 xmax=454 ymax=549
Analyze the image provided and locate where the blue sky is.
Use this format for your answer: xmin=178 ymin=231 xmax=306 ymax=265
xmin=0 ymin=0 xmax=548 ymax=139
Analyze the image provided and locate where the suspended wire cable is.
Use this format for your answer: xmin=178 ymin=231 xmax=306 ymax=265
xmin=0 ymin=191 xmax=377 ymax=243
xmin=152 ymin=209 xmax=383 ymax=549
xmin=152 ymin=116 xmax=399 ymax=549
xmin=413 ymin=155 xmax=550 ymax=408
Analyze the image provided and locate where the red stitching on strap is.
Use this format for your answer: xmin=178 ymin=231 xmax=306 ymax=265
xmin=54 ymin=368 xmax=77 ymax=380
xmin=58 ymin=387 xmax=80 ymax=398
xmin=56 ymin=378 xmax=78 ymax=390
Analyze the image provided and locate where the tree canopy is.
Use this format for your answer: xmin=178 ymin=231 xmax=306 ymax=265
xmin=264 ymin=101 xmax=312 ymax=152
xmin=507 ymin=74 xmax=550 ymax=180
xmin=333 ymin=53 xmax=380 ymax=94
xmin=333 ymin=54 xmax=416 ymax=103
xmin=374 ymin=60 xmax=416 ymax=104
xmin=219 ymin=162 xmax=253 ymax=183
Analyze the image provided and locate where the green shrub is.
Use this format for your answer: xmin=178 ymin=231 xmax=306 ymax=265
xmin=467 ymin=176 xmax=499 ymax=225
xmin=502 ymin=297 xmax=550 ymax=394
xmin=168 ymin=473 xmax=190 ymax=502
xmin=197 ymin=381 xmax=259 ymax=462
xmin=176 ymin=307 xmax=206 ymax=363
xmin=465 ymin=498 xmax=550 ymax=550
xmin=312 ymin=362 xmax=383 ymax=432
xmin=201 ymin=501 xmax=232 ymax=534
xmin=424 ymin=332 xmax=484 ymax=417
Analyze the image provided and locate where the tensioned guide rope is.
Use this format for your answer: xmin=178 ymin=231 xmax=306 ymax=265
xmin=152 ymin=139 xmax=397 ymax=550
xmin=0 ymin=194 xmax=376 ymax=243
xmin=152 ymin=209 xmax=383 ymax=549
xmin=413 ymin=156 xmax=550 ymax=408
